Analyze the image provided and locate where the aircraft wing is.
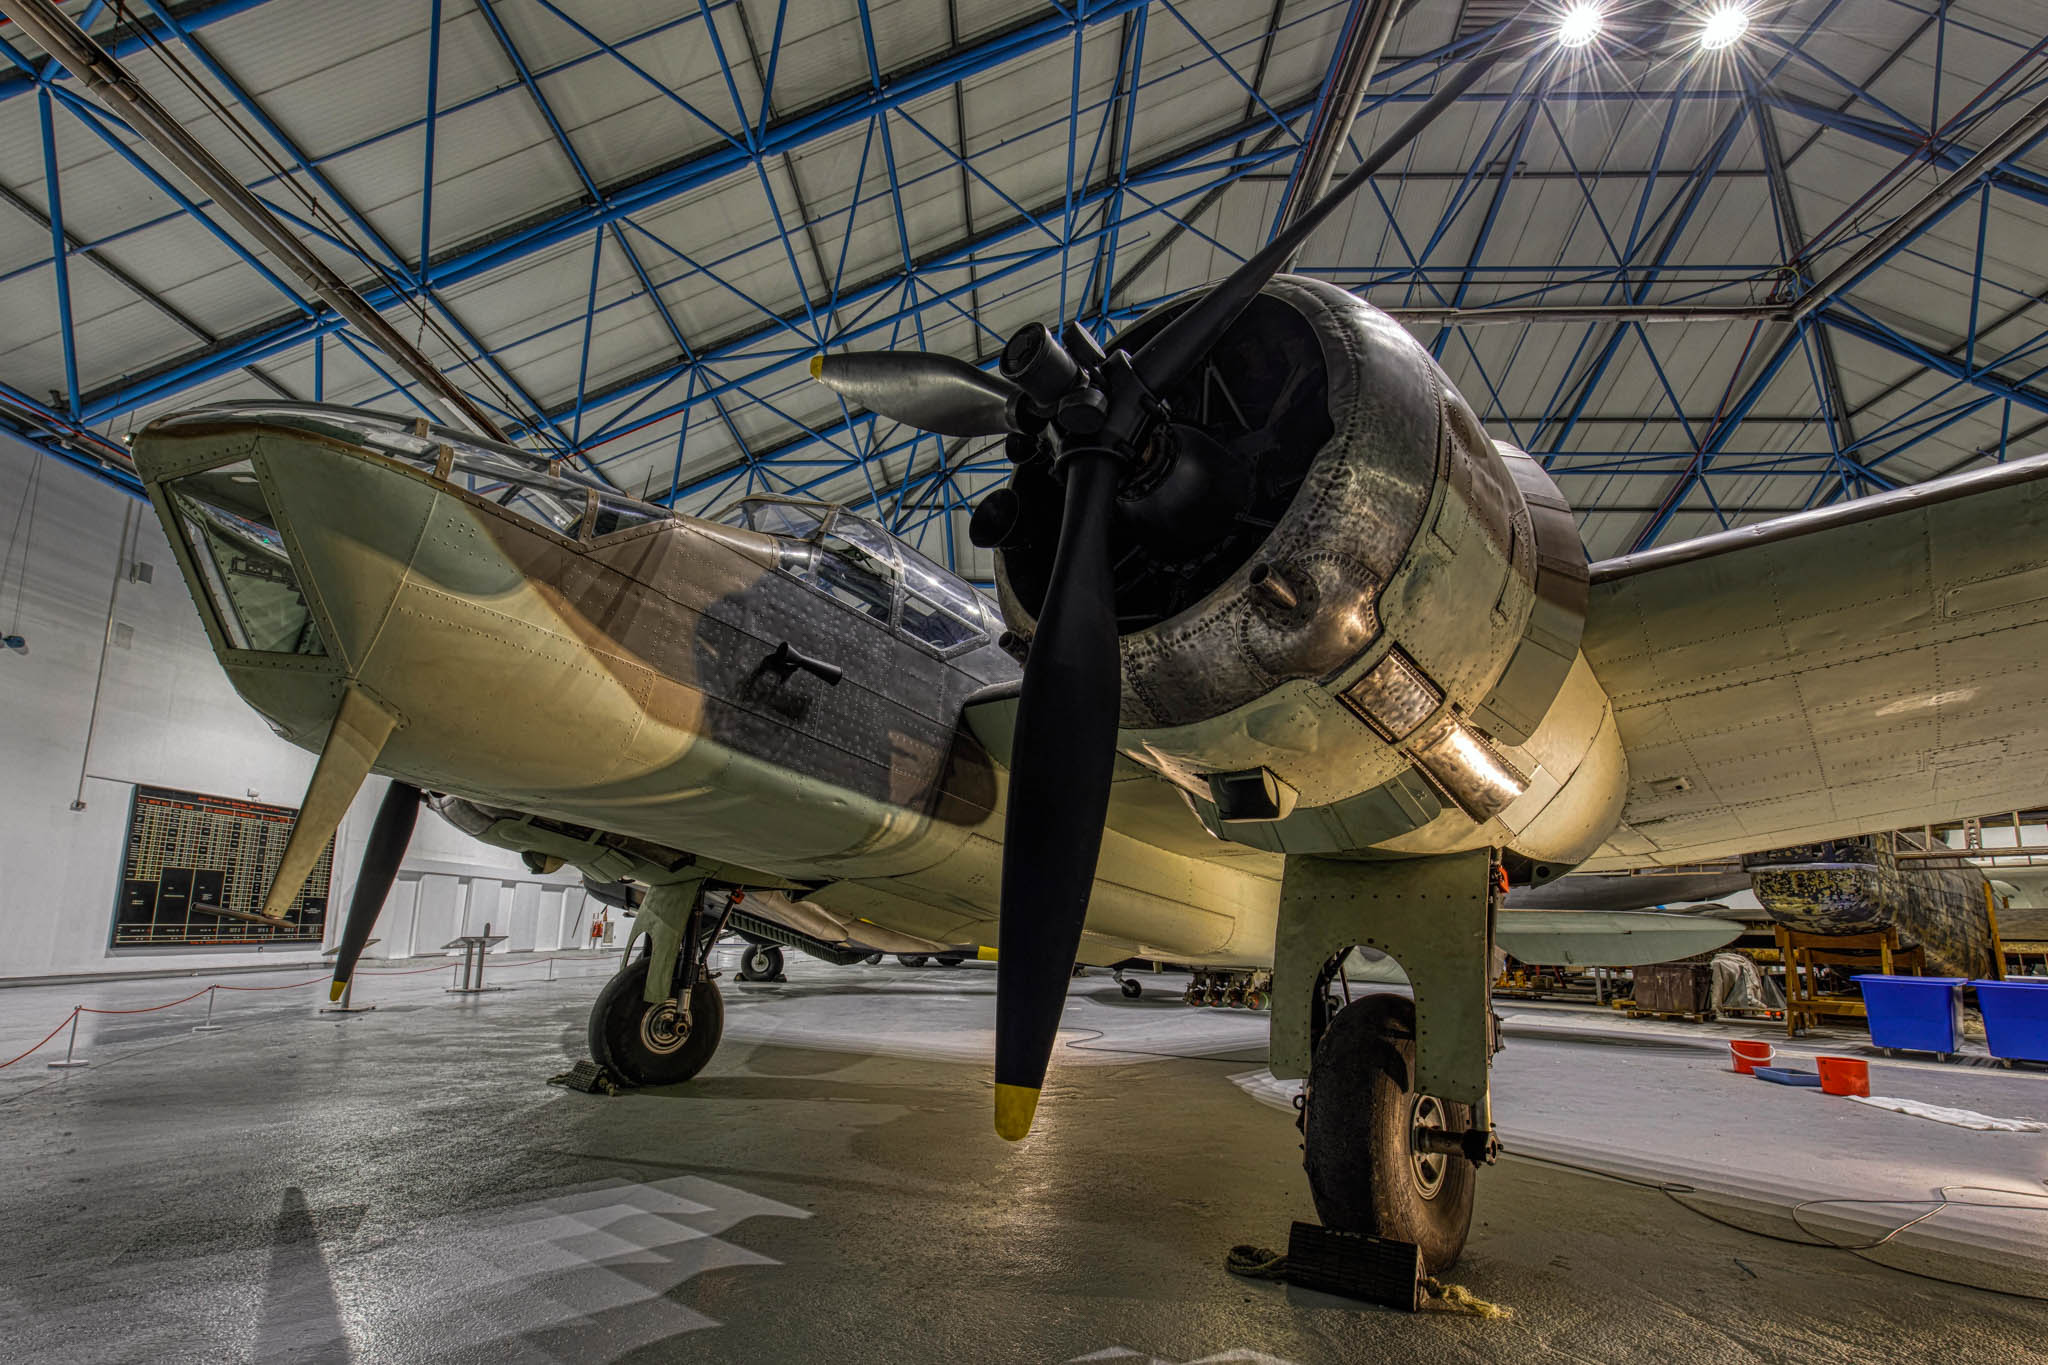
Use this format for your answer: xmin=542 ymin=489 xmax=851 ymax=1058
xmin=1581 ymin=452 xmax=2048 ymax=869
xmin=1496 ymin=909 xmax=1747 ymax=967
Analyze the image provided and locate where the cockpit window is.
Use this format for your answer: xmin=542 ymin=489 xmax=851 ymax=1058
xmin=900 ymin=554 xmax=987 ymax=651
xmin=165 ymin=461 xmax=325 ymax=656
xmin=492 ymin=482 xmax=582 ymax=536
xmin=719 ymin=498 xmax=827 ymax=541
xmin=715 ymin=496 xmax=996 ymax=654
xmin=810 ymin=529 xmax=897 ymax=622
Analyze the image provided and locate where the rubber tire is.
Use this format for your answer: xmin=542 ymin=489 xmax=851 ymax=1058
xmin=897 ymin=954 xmax=928 ymax=967
xmin=935 ymin=954 xmax=963 ymax=968
xmin=1120 ymin=978 xmax=1142 ymax=999
xmin=589 ymin=956 xmax=724 ymax=1087
xmin=738 ymin=944 xmax=784 ymax=981
xmin=864 ymin=952 xmax=884 ymax=966
xmin=1302 ymin=996 xmax=1477 ymax=1273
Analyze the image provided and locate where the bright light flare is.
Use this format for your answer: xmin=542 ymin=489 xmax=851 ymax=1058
xmin=1698 ymin=5 xmax=1750 ymax=50
xmin=1556 ymin=4 xmax=1604 ymax=48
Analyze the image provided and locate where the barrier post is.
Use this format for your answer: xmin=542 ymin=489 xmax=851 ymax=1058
xmin=320 ymin=974 xmax=376 ymax=1014
xmin=192 ymin=985 xmax=223 ymax=1033
xmin=47 ymin=1008 xmax=88 ymax=1069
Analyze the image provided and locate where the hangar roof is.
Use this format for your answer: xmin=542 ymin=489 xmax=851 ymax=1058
xmin=3 ymin=0 xmax=2045 ymax=573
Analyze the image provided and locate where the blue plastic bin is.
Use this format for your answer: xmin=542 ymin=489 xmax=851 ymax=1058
xmin=1856 ymin=975 xmax=1965 ymax=1053
xmin=1972 ymin=979 xmax=2048 ymax=1062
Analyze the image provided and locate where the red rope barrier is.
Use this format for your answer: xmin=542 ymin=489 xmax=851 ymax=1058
xmin=0 ymin=1010 xmax=77 ymax=1070
xmin=211 ymin=976 xmax=332 ymax=992
xmin=0 ymin=953 xmax=610 ymax=1071
xmin=78 ymin=987 xmax=218 ymax=1015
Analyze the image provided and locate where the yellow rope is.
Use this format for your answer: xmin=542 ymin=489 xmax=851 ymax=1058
xmin=1421 ymin=1276 xmax=1514 ymax=1319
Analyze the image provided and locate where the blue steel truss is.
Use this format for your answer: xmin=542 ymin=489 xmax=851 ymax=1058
xmin=4 ymin=0 xmax=2048 ymax=568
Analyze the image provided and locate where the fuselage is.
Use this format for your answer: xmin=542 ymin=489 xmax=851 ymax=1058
xmin=134 ymin=407 xmax=1282 ymax=967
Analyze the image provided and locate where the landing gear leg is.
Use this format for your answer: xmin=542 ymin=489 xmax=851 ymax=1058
xmin=1271 ymin=849 xmax=1501 ymax=1273
xmin=1113 ymin=968 xmax=1142 ymax=999
xmin=591 ymin=874 xmax=727 ymax=1086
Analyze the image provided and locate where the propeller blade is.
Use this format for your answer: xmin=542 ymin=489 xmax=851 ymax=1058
xmin=329 ymin=781 xmax=420 ymax=1001
xmin=264 ymin=685 xmax=399 ymax=919
xmin=810 ymin=352 xmax=1019 ymax=436
xmin=993 ymin=450 xmax=1124 ymax=1140
xmin=1132 ymin=22 xmax=1534 ymax=395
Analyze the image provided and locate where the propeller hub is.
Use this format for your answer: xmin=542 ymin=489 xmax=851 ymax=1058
xmin=1001 ymin=322 xmax=1081 ymax=405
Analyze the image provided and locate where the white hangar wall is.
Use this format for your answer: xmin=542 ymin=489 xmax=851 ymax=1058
xmin=0 ymin=433 xmax=598 ymax=981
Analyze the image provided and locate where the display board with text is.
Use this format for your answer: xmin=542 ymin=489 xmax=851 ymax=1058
xmin=109 ymin=785 xmax=329 ymax=947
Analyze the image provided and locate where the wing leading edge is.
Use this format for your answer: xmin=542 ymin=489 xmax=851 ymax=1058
xmin=1581 ymin=452 xmax=2048 ymax=869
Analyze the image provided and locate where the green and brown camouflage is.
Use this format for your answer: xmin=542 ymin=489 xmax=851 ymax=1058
xmin=1746 ymin=834 xmax=1998 ymax=978
xmin=132 ymin=404 xmax=1284 ymax=976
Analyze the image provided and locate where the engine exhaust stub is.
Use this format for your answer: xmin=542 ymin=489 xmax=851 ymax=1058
xmin=1248 ymin=562 xmax=1300 ymax=612
xmin=970 ymin=487 xmax=1025 ymax=550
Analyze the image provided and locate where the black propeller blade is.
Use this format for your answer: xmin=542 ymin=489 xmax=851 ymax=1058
xmin=1131 ymin=26 xmax=1532 ymax=396
xmin=806 ymin=20 xmax=1540 ymax=1140
xmin=992 ymin=448 xmax=1123 ymax=1138
xmin=329 ymin=781 xmax=421 ymax=1001
xmin=810 ymin=352 xmax=1019 ymax=436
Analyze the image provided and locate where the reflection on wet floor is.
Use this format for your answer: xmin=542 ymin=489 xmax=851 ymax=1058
xmin=3 ymin=954 xmax=2047 ymax=1362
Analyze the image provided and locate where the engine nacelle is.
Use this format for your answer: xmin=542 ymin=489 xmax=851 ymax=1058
xmin=990 ymin=276 xmax=1625 ymax=872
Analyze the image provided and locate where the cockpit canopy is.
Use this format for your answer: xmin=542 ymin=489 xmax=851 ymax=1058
xmin=147 ymin=402 xmax=672 ymax=540
xmin=718 ymin=496 xmax=998 ymax=654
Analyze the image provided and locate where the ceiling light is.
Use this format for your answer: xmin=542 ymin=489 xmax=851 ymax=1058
xmin=1698 ymin=5 xmax=1750 ymax=50
xmin=1556 ymin=4 xmax=1604 ymax=48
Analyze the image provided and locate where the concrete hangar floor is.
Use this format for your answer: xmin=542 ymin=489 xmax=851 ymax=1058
xmin=2 ymin=953 xmax=2046 ymax=1364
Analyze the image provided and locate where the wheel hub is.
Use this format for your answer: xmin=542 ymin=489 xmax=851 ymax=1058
xmin=1409 ymin=1094 xmax=1450 ymax=1200
xmin=639 ymin=999 xmax=690 ymax=1056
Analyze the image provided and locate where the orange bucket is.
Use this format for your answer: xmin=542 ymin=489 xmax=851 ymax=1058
xmin=1816 ymin=1056 xmax=1870 ymax=1097
xmin=1730 ymin=1039 xmax=1774 ymax=1074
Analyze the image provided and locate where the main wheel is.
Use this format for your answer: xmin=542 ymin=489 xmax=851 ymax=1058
xmin=1120 ymin=978 xmax=1142 ymax=1000
xmin=897 ymin=954 xmax=928 ymax=967
xmin=1302 ymin=995 xmax=1477 ymax=1273
xmin=738 ymin=944 xmax=784 ymax=981
xmin=589 ymin=955 xmax=724 ymax=1087
xmin=864 ymin=952 xmax=884 ymax=966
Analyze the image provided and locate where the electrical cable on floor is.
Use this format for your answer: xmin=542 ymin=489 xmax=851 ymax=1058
xmin=1507 ymin=1148 xmax=2048 ymax=1302
xmin=1062 ymin=1027 xmax=1267 ymax=1066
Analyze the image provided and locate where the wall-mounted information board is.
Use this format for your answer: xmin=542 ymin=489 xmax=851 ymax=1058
xmin=109 ymin=785 xmax=330 ymax=947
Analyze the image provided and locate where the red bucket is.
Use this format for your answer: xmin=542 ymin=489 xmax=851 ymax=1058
xmin=1730 ymin=1039 xmax=1774 ymax=1074
xmin=1816 ymin=1056 xmax=1870 ymax=1097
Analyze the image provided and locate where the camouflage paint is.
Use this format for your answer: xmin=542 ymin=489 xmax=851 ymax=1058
xmin=134 ymin=418 xmax=1281 ymax=969
xmin=1745 ymin=835 xmax=1996 ymax=978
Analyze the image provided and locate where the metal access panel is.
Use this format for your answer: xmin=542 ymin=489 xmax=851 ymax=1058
xmin=108 ymin=785 xmax=330 ymax=947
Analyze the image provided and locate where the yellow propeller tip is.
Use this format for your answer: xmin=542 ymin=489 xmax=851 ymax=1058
xmin=808 ymin=355 xmax=824 ymax=380
xmin=328 ymin=981 xmax=347 ymax=1002
xmin=993 ymin=1082 xmax=1040 ymax=1141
